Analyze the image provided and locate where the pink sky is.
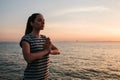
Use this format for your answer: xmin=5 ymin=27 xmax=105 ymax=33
xmin=0 ymin=0 xmax=120 ymax=42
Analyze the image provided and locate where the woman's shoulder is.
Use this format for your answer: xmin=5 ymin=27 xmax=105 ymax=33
xmin=19 ymin=34 xmax=31 ymax=47
xmin=22 ymin=34 xmax=32 ymax=38
xmin=21 ymin=34 xmax=33 ymax=41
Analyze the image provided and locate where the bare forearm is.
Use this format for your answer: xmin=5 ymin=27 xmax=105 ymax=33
xmin=25 ymin=50 xmax=49 ymax=63
xmin=50 ymin=49 xmax=60 ymax=55
xmin=22 ymin=41 xmax=50 ymax=63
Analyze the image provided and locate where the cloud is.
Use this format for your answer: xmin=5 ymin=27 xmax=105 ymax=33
xmin=52 ymin=6 xmax=110 ymax=17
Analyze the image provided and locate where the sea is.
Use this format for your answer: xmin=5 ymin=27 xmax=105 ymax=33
xmin=0 ymin=41 xmax=120 ymax=80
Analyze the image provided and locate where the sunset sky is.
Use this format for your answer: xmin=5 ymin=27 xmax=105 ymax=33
xmin=0 ymin=0 xmax=120 ymax=42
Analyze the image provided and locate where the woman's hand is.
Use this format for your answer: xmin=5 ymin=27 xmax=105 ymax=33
xmin=49 ymin=44 xmax=60 ymax=55
xmin=43 ymin=37 xmax=60 ymax=55
xmin=44 ymin=37 xmax=51 ymax=51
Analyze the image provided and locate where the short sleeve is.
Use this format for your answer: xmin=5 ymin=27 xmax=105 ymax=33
xmin=19 ymin=35 xmax=30 ymax=48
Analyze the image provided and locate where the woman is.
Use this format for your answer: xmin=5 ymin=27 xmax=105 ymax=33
xmin=20 ymin=13 xmax=60 ymax=80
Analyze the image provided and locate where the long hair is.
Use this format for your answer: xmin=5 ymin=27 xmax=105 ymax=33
xmin=25 ymin=13 xmax=41 ymax=35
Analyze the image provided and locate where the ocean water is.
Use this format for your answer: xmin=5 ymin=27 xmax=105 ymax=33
xmin=0 ymin=42 xmax=120 ymax=80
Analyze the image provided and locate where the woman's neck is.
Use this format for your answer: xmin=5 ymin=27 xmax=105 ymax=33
xmin=31 ymin=30 xmax=40 ymax=38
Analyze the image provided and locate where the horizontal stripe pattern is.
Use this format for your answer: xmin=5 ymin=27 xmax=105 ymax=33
xmin=20 ymin=34 xmax=49 ymax=80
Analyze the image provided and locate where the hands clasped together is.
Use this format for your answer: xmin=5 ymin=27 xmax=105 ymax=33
xmin=43 ymin=37 xmax=60 ymax=55
xmin=43 ymin=37 xmax=52 ymax=53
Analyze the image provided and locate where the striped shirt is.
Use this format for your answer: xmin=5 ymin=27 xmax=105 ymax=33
xmin=20 ymin=34 xmax=49 ymax=80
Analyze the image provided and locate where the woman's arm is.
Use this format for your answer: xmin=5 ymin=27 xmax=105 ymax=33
xmin=44 ymin=37 xmax=60 ymax=55
xmin=21 ymin=41 xmax=49 ymax=63
xmin=50 ymin=44 xmax=60 ymax=55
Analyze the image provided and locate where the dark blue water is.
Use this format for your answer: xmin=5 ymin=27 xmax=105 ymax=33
xmin=0 ymin=42 xmax=120 ymax=80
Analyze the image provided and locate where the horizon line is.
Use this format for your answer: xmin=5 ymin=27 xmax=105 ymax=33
xmin=1 ymin=40 xmax=120 ymax=43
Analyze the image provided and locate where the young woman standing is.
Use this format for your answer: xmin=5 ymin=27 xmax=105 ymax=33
xmin=20 ymin=13 xmax=60 ymax=80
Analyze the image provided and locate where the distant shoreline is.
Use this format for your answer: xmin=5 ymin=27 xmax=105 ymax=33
xmin=1 ymin=41 xmax=120 ymax=43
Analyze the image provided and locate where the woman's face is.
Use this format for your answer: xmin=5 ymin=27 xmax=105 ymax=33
xmin=31 ymin=14 xmax=45 ymax=30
